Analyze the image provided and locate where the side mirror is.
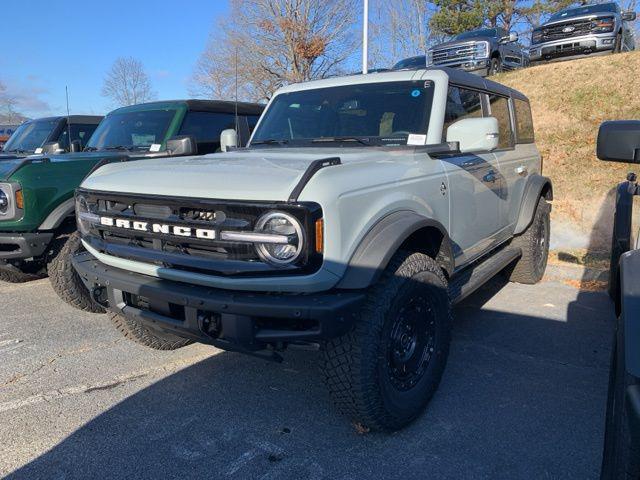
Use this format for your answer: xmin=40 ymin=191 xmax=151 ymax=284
xmin=42 ymin=142 xmax=64 ymax=154
xmin=622 ymin=11 xmax=636 ymax=21
xmin=597 ymin=120 xmax=640 ymax=164
xmin=220 ymin=129 xmax=238 ymax=152
xmin=166 ymin=135 xmax=197 ymax=156
xmin=446 ymin=117 xmax=499 ymax=153
xmin=70 ymin=140 xmax=82 ymax=153
xmin=500 ymin=32 xmax=518 ymax=44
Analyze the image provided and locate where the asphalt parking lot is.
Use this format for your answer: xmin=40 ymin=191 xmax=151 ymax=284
xmin=0 ymin=275 xmax=614 ymax=480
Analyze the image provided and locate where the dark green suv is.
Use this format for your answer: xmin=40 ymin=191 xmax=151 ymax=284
xmin=0 ymin=100 xmax=263 ymax=288
xmin=0 ymin=115 xmax=102 ymax=160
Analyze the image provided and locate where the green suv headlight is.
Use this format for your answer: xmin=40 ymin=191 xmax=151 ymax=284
xmin=254 ymin=211 xmax=304 ymax=265
xmin=0 ymin=183 xmax=22 ymax=220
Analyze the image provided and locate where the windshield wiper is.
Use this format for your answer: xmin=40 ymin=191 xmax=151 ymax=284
xmin=251 ymin=139 xmax=289 ymax=146
xmin=83 ymin=146 xmax=99 ymax=152
xmin=311 ymin=136 xmax=371 ymax=146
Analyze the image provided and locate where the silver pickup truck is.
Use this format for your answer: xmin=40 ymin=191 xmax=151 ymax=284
xmin=530 ymin=2 xmax=636 ymax=63
xmin=67 ymin=68 xmax=552 ymax=431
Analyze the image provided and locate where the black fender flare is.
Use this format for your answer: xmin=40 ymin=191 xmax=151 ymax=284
xmin=335 ymin=211 xmax=454 ymax=290
xmin=514 ymin=174 xmax=553 ymax=235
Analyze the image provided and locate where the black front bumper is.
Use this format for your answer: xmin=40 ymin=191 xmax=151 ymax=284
xmin=73 ymin=252 xmax=365 ymax=352
xmin=0 ymin=231 xmax=54 ymax=262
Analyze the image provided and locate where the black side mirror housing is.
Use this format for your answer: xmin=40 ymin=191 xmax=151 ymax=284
xmin=166 ymin=135 xmax=198 ymax=156
xmin=622 ymin=11 xmax=637 ymax=21
xmin=70 ymin=140 xmax=82 ymax=153
xmin=42 ymin=142 xmax=64 ymax=154
xmin=597 ymin=121 xmax=640 ymax=164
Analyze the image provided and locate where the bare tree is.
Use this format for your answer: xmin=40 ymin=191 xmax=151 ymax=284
xmin=102 ymin=57 xmax=156 ymax=107
xmin=0 ymin=81 xmax=25 ymax=124
xmin=191 ymin=0 xmax=359 ymax=102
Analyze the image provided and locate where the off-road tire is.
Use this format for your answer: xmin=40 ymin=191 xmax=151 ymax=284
xmin=489 ymin=57 xmax=502 ymax=76
xmin=508 ymin=197 xmax=550 ymax=284
xmin=614 ymin=33 xmax=623 ymax=53
xmin=48 ymin=231 xmax=105 ymax=313
xmin=0 ymin=266 xmax=42 ymax=283
xmin=320 ymin=251 xmax=451 ymax=431
xmin=109 ymin=312 xmax=193 ymax=350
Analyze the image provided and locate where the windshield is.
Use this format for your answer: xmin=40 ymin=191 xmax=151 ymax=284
xmin=2 ymin=119 xmax=59 ymax=153
xmin=549 ymin=3 xmax=617 ymax=21
xmin=454 ymin=28 xmax=497 ymax=40
xmin=85 ymin=109 xmax=176 ymax=151
xmin=251 ymin=81 xmax=435 ymax=147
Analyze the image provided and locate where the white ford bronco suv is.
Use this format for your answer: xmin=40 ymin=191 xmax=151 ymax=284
xmin=70 ymin=67 xmax=552 ymax=430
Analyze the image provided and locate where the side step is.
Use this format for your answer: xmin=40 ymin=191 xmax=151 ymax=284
xmin=449 ymin=247 xmax=522 ymax=305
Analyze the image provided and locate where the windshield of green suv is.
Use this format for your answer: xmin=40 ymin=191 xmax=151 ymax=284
xmin=250 ymin=80 xmax=435 ymax=147
xmin=2 ymin=119 xmax=59 ymax=153
xmin=85 ymin=109 xmax=176 ymax=151
xmin=454 ymin=28 xmax=497 ymax=40
xmin=549 ymin=3 xmax=617 ymax=21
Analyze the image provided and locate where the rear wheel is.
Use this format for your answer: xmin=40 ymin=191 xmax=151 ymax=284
xmin=320 ymin=251 xmax=451 ymax=431
xmin=48 ymin=231 xmax=105 ymax=313
xmin=508 ymin=197 xmax=550 ymax=284
xmin=109 ymin=312 xmax=193 ymax=350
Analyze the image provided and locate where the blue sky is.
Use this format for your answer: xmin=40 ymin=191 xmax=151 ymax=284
xmin=0 ymin=0 xmax=230 ymax=118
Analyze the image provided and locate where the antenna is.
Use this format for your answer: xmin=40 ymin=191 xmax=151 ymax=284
xmin=234 ymin=47 xmax=240 ymax=145
xmin=65 ymin=86 xmax=72 ymax=148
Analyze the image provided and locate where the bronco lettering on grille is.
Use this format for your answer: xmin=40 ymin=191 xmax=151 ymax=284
xmin=99 ymin=216 xmax=216 ymax=240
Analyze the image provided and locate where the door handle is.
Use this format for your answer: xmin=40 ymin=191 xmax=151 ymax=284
xmin=482 ymin=170 xmax=497 ymax=183
xmin=515 ymin=165 xmax=528 ymax=176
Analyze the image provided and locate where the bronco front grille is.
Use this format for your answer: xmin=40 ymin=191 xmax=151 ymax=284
xmin=77 ymin=189 xmax=322 ymax=277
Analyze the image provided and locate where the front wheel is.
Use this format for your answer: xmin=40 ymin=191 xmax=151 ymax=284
xmin=48 ymin=231 xmax=105 ymax=313
xmin=614 ymin=33 xmax=623 ymax=53
xmin=489 ymin=57 xmax=502 ymax=76
xmin=320 ymin=251 xmax=451 ymax=431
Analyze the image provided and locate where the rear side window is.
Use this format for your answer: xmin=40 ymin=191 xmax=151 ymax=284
xmin=443 ymin=86 xmax=483 ymax=138
xmin=513 ymin=99 xmax=535 ymax=144
xmin=179 ymin=111 xmax=237 ymax=153
xmin=487 ymin=95 xmax=514 ymax=149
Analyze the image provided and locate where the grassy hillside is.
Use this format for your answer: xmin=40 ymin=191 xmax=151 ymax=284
xmin=496 ymin=51 xmax=640 ymax=252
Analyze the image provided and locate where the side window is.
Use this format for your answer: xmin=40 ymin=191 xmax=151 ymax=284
xmin=513 ymin=99 xmax=535 ymax=144
xmin=56 ymin=124 xmax=99 ymax=150
xmin=488 ymin=95 xmax=514 ymax=149
xmin=179 ymin=111 xmax=236 ymax=154
xmin=443 ymin=86 xmax=483 ymax=138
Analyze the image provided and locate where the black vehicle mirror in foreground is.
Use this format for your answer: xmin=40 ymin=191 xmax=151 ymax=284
xmin=41 ymin=141 xmax=64 ymax=154
xmin=70 ymin=140 xmax=82 ymax=153
xmin=622 ymin=10 xmax=637 ymax=21
xmin=166 ymin=135 xmax=197 ymax=156
xmin=597 ymin=120 xmax=640 ymax=164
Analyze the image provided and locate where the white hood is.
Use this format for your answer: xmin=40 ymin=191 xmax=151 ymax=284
xmin=81 ymin=149 xmax=333 ymax=201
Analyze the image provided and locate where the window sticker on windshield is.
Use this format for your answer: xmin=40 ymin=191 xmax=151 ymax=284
xmin=411 ymin=89 xmax=421 ymax=98
xmin=34 ymin=148 xmax=43 ymax=154
xmin=407 ymin=134 xmax=427 ymax=146
xmin=149 ymin=143 xmax=162 ymax=152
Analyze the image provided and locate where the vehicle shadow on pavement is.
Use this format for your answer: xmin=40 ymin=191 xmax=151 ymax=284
xmin=6 ymin=277 xmax=615 ymax=480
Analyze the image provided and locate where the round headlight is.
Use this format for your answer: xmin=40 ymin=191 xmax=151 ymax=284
xmin=0 ymin=189 xmax=9 ymax=215
xmin=76 ymin=196 xmax=93 ymax=235
xmin=255 ymin=211 xmax=304 ymax=265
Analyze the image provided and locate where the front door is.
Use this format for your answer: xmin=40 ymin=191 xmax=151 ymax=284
xmin=439 ymin=85 xmax=504 ymax=265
